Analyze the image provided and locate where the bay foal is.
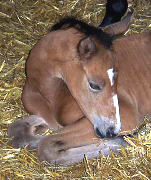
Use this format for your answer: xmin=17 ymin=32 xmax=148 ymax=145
xmin=8 ymin=14 xmax=151 ymax=165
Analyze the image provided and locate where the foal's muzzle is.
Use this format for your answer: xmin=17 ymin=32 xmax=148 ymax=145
xmin=95 ymin=126 xmax=117 ymax=138
xmin=93 ymin=115 xmax=121 ymax=139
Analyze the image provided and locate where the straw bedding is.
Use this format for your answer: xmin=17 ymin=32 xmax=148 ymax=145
xmin=0 ymin=0 xmax=151 ymax=179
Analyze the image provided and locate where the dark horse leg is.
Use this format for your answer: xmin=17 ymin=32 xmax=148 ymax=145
xmin=99 ymin=0 xmax=128 ymax=27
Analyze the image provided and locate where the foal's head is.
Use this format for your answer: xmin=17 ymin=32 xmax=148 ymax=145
xmin=50 ymin=16 xmax=132 ymax=138
xmin=76 ymin=37 xmax=120 ymax=139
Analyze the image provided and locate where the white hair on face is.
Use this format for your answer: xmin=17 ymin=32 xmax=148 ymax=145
xmin=107 ymin=68 xmax=114 ymax=86
xmin=107 ymin=68 xmax=121 ymax=132
xmin=113 ymin=94 xmax=121 ymax=133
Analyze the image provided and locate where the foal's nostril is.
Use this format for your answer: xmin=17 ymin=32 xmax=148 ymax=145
xmin=95 ymin=127 xmax=117 ymax=138
xmin=106 ymin=127 xmax=117 ymax=138
xmin=95 ymin=128 xmax=105 ymax=138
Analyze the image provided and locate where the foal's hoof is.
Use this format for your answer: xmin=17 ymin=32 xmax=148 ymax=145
xmin=8 ymin=121 xmax=33 ymax=138
xmin=7 ymin=115 xmax=48 ymax=148
xmin=8 ymin=136 xmax=26 ymax=148
xmin=8 ymin=122 xmax=29 ymax=148
xmin=8 ymin=115 xmax=48 ymax=138
xmin=8 ymin=121 xmax=31 ymax=148
xmin=38 ymin=136 xmax=68 ymax=165
xmin=8 ymin=134 xmax=43 ymax=149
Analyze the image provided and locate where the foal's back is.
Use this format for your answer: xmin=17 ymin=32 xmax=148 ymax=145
xmin=114 ymin=32 xmax=151 ymax=126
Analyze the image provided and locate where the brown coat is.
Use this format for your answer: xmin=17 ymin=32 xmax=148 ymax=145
xmin=8 ymin=17 xmax=151 ymax=165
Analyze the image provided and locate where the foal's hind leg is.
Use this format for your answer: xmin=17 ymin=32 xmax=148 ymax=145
xmin=8 ymin=115 xmax=48 ymax=148
xmin=22 ymin=81 xmax=62 ymax=130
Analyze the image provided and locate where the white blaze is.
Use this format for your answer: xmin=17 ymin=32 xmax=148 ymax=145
xmin=107 ymin=68 xmax=114 ymax=86
xmin=107 ymin=68 xmax=121 ymax=132
xmin=113 ymin=94 xmax=121 ymax=133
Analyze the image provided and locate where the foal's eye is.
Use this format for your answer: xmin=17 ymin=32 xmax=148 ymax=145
xmin=88 ymin=81 xmax=102 ymax=92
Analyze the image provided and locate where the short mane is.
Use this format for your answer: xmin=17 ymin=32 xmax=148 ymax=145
xmin=51 ymin=17 xmax=113 ymax=49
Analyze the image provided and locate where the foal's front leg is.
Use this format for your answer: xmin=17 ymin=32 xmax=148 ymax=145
xmin=38 ymin=117 xmax=127 ymax=166
xmin=38 ymin=117 xmax=100 ymax=163
xmin=51 ymin=136 xmax=127 ymax=166
xmin=8 ymin=115 xmax=48 ymax=148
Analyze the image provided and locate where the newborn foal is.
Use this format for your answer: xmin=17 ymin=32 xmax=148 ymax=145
xmin=8 ymin=14 xmax=151 ymax=165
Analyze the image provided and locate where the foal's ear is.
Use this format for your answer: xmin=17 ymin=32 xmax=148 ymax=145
xmin=78 ymin=36 xmax=96 ymax=59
